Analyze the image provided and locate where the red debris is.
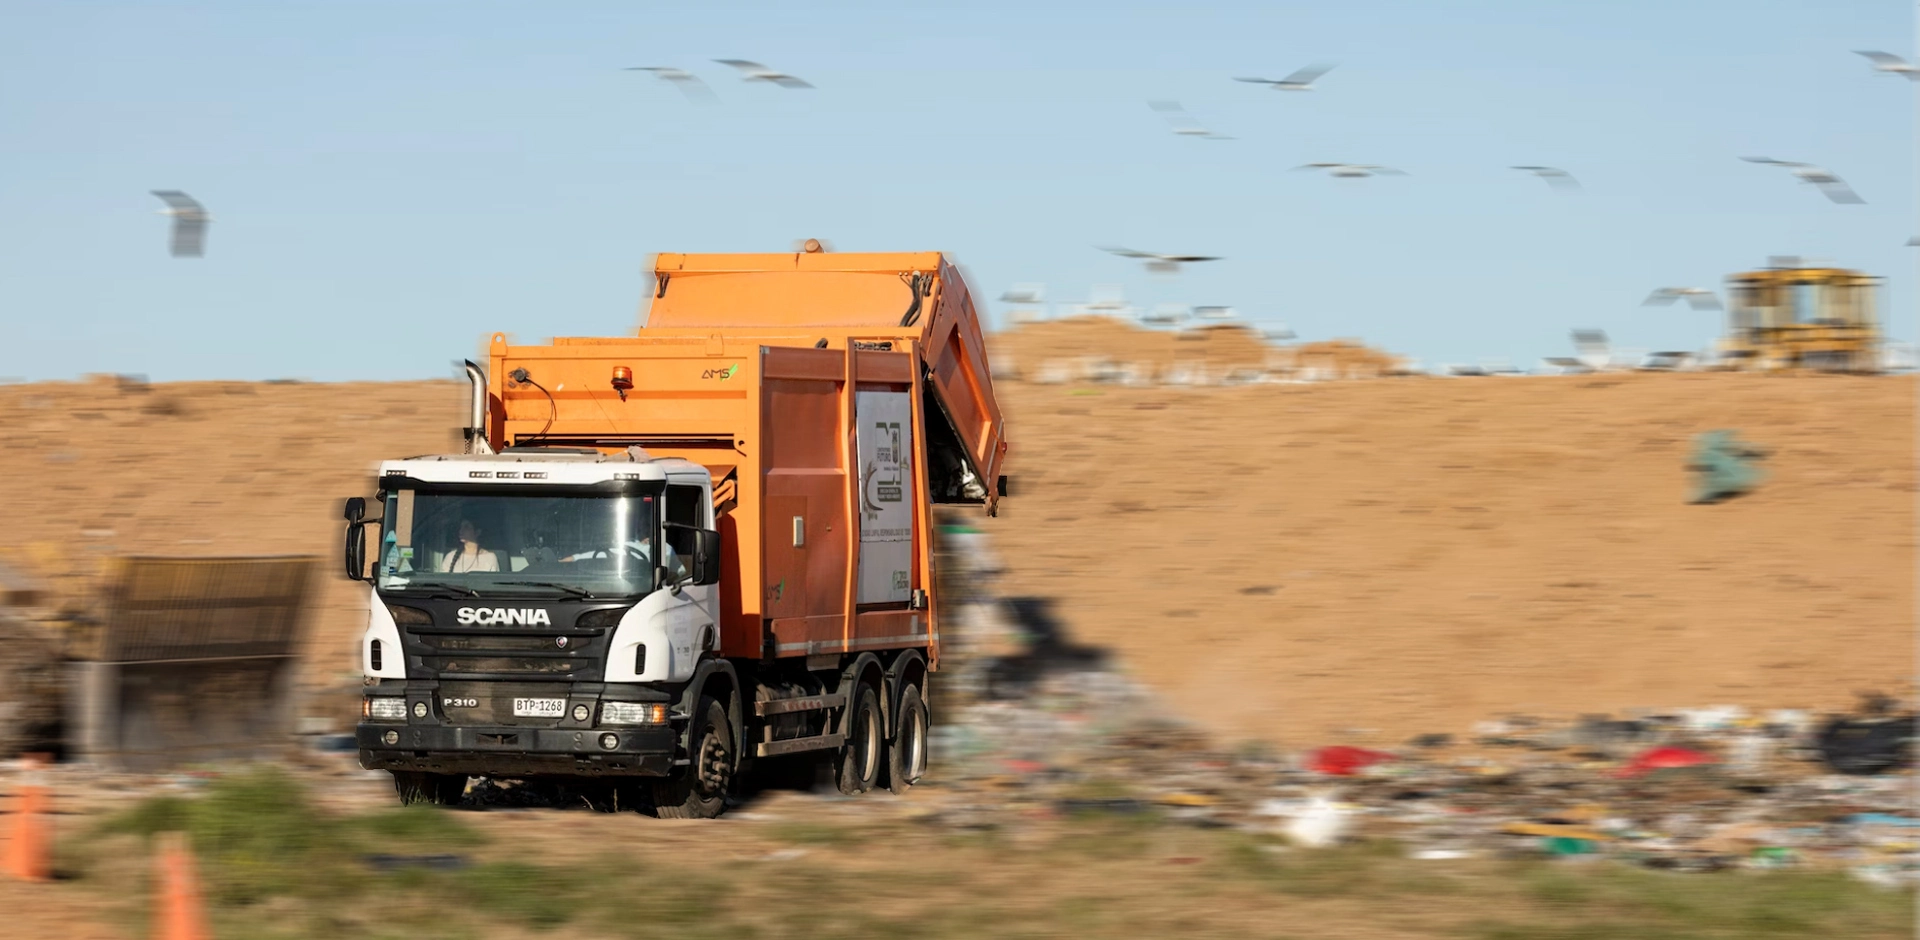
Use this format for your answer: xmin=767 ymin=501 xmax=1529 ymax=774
xmin=1307 ymin=746 xmax=1396 ymax=776
xmin=1614 ymin=745 xmax=1718 ymax=778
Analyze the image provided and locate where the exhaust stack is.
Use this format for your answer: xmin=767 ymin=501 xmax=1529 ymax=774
xmin=462 ymin=360 xmax=494 ymax=455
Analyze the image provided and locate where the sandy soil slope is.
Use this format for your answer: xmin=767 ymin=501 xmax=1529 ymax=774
xmin=0 ymin=355 xmax=1909 ymax=744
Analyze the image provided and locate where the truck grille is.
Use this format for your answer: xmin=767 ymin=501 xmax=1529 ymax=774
xmin=425 ymin=656 xmax=585 ymax=676
xmin=403 ymin=627 xmax=606 ymax=681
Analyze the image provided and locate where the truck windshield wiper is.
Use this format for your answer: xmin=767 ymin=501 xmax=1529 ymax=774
xmin=392 ymin=580 xmax=479 ymax=598
xmin=495 ymin=581 xmax=597 ymax=599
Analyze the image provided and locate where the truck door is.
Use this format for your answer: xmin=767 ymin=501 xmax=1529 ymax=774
xmin=662 ymin=483 xmax=719 ymax=670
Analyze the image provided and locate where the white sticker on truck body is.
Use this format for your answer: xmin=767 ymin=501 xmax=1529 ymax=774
xmin=855 ymin=390 xmax=914 ymax=605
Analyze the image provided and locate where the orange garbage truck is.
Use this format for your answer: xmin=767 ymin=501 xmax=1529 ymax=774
xmin=342 ymin=248 xmax=1008 ymax=817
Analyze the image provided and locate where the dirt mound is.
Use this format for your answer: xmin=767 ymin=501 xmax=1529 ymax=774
xmin=1275 ymin=339 xmax=1410 ymax=379
xmin=0 ymin=370 xmax=1908 ymax=746
xmin=987 ymin=373 xmax=1914 ymax=745
xmin=989 ymin=316 xmax=1405 ymax=382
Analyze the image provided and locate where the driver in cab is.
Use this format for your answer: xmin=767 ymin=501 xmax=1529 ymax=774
xmin=438 ymin=520 xmax=501 ymax=574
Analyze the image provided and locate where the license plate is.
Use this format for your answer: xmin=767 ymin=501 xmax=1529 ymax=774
xmin=512 ymin=697 xmax=566 ymax=718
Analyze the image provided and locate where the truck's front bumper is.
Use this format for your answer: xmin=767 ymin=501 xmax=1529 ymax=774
xmin=356 ymin=723 xmax=677 ymax=777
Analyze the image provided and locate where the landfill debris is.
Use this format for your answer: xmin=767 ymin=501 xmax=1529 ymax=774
xmin=1278 ymin=792 xmax=1354 ymax=848
xmin=912 ymin=524 xmax=1920 ymax=880
xmin=1307 ymin=746 xmax=1396 ymax=777
xmin=1615 ymin=746 xmax=1718 ymax=778
xmin=1687 ymin=430 xmax=1767 ymax=504
xmin=363 ymin=854 xmax=469 ymax=872
xmin=1815 ymin=698 xmax=1916 ymax=776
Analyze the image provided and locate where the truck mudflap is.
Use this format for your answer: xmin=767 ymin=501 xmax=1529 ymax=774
xmin=356 ymin=723 xmax=676 ymax=777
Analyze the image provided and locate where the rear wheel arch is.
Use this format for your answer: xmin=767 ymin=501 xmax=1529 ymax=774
xmin=837 ymin=653 xmax=886 ymax=734
xmin=886 ymin=649 xmax=928 ymax=736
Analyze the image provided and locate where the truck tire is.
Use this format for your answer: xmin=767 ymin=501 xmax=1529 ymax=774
xmin=887 ymin=683 xmax=929 ymax=794
xmin=393 ymin=771 xmax=468 ymax=806
xmin=836 ymin=684 xmax=883 ymax=795
xmin=653 ymin=696 xmax=734 ymax=819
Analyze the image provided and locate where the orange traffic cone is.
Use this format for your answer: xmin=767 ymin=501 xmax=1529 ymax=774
xmin=153 ymin=831 xmax=210 ymax=940
xmin=3 ymin=752 xmax=52 ymax=882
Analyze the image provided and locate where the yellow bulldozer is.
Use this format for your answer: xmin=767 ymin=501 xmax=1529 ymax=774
xmin=1717 ymin=258 xmax=1883 ymax=373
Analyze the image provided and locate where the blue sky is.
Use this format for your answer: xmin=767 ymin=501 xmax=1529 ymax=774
xmin=1 ymin=0 xmax=1911 ymax=380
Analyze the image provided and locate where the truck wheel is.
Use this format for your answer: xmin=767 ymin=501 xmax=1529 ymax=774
xmin=887 ymin=683 xmax=929 ymax=794
xmin=836 ymin=684 xmax=882 ymax=795
xmin=393 ymin=771 xmax=468 ymax=806
xmin=653 ymin=696 xmax=733 ymax=819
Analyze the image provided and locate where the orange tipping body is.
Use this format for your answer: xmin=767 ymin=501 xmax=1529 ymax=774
xmin=484 ymin=250 xmax=1009 ymax=666
xmin=646 ymin=251 xmax=1007 ymax=495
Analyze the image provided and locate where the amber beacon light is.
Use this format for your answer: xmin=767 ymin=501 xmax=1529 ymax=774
xmin=611 ymin=365 xmax=634 ymax=400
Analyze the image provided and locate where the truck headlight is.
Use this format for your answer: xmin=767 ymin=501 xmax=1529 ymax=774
xmin=600 ymin=702 xmax=667 ymax=725
xmin=365 ymin=697 xmax=408 ymax=721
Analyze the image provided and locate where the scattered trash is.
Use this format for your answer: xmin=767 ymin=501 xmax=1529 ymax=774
xmin=363 ymin=854 xmax=469 ymax=872
xmin=1307 ymin=746 xmax=1396 ymax=777
xmin=1615 ymin=746 xmax=1718 ymax=778
xmin=924 ymin=525 xmax=1917 ymax=877
xmin=1686 ymin=430 xmax=1767 ymax=504
xmin=1281 ymin=792 xmax=1353 ymax=848
xmin=1816 ymin=712 xmax=1915 ymax=776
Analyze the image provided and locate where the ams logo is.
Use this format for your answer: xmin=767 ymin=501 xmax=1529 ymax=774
xmin=701 ymin=364 xmax=739 ymax=380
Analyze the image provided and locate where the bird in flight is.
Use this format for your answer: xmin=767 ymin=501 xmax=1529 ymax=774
xmin=1511 ymin=166 xmax=1581 ymax=191
xmin=1739 ymin=157 xmax=1864 ymax=204
xmin=1234 ymin=63 xmax=1337 ymax=91
xmin=1854 ymin=50 xmax=1920 ymax=80
xmin=999 ymin=284 xmax=1046 ymax=305
xmin=713 ymin=59 xmax=812 ymax=89
xmin=151 ymin=190 xmax=209 ymax=258
xmin=1642 ymin=287 xmax=1723 ymax=311
xmin=1098 ymin=246 xmax=1222 ymax=274
xmin=1148 ymin=101 xmax=1233 ymax=140
xmin=625 ymin=66 xmax=718 ymax=103
xmin=1294 ymin=163 xmax=1406 ymax=178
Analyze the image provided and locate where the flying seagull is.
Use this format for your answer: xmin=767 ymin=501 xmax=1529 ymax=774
xmin=1511 ymin=165 xmax=1580 ymax=191
xmin=1854 ymin=50 xmax=1920 ymax=80
xmin=624 ymin=66 xmax=717 ymax=103
xmin=1098 ymin=246 xmax=1222 ymax=274
xmin=1234 ymin=63 xmax=1336 ymax=91
xmin=713 ymin=59 xmax=812 ymax=89
xmin=1740 ymin=157 xmax=1864 ymax=204
xmin=1643 ymin=287 xmax=1723 ymax=311
xmin=1148 ymin=100 xmax=1233 ymax=140
xmin=1000 ymin=284 xmax=1046 ymax=304
xmin=1293 ymin=163 xmax=1406 ymax=178
xmin=151 ymin=190 xmax=209 ymax=258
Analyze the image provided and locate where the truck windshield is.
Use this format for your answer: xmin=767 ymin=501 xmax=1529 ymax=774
xmin=376 ymin=488 xmax=661 ymax=598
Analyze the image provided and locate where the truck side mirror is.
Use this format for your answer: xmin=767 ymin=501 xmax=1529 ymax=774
xmin=692 ymin=529 xmax=721 ymax=586
xmin=343 ymin=497 xmax=366 ymax=523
